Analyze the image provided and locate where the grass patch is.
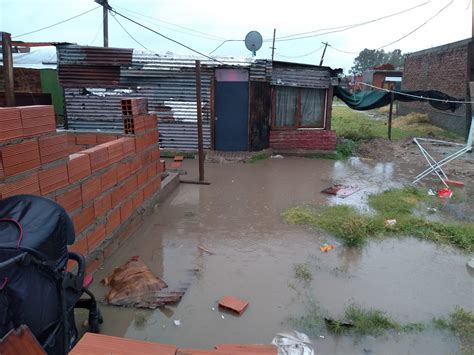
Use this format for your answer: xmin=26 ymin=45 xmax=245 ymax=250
xmin=294 ymin=263 xmax=313 ymax=282
xmin=433 ymin=307 xmax=474 ymax=354
xmin=160 ymin=150 xmax=195 ymax=159
xmin=282 ymin=187 xmax=474 ymax=251
xmin=247 ymin=151 xmax=271 ymax=163
xmin=288 ymin=301 xmax=325 ymax=336
xmin=332 ymin=106 xmax=458 ymax=141
xmin=342 ymin=304 xmax=402 ymax=336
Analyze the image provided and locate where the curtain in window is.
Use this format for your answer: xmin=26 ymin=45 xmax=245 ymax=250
xmin=301 ymin=88 xmax=325 ymax=127
xmin=275 ymin=87 xmax=297 ymax=127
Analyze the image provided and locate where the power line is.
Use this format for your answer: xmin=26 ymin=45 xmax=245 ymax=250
xmin=377 ymin=0 xmax=453 ymax=49
xmin=209 ymin=39 xmax=243 ymax=55
xmin=109 ymin=7 xmax=224 ymax=64
xmin=326 ymin=44 xmax=359 ymax=55
xmin=89 ymin=11 xmax=106 ymax=45
xmin=111 ymin=4 xmax=226 ymax=41
xmin=275 ymin=44 xmax=325 ymax=59
xmin=268 ymin=1 xmax=430 ymax=42
xmin=111 ymin=13 xmax=150 ymax=51
xmin=14 ymin=6 xmax=101 ymax=38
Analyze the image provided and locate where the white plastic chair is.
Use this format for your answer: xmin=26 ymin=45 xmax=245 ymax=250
xmin=412 ymin=116 xmax=473 ymax=187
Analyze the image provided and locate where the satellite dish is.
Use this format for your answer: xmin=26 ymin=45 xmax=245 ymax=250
xmin=245 ymin=31 xmax=263 ymax=56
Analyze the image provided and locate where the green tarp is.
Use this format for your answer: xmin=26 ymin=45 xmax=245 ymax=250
xmin=334 ymin=86 xmax=462 ymax=112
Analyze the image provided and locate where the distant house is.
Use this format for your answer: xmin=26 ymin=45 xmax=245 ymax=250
xmin=400 ymin=38 xmax=473 ymax=136
xmin=55 ymin=45 xmax=340 ymax=152
xmin=362 ymin=64 xmax=403 ymax=91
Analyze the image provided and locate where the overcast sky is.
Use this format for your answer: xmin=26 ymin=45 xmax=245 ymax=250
xmin=0 ymin=0 xmax=472 ymax=72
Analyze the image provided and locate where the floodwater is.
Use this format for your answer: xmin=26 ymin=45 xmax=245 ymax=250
xmin=87 ymin=157 xmax=473 ymax=354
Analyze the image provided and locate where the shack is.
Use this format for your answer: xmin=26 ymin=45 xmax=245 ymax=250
xmin=56 ymin=45 xmax=339 ymax=152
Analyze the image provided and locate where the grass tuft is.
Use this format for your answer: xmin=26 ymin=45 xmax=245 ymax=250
xmin=282 ymin=187 xmax=474 ymax=251
xmin=343 ymin=304 xmax=400 ymax=336
xmin=294 ymin=263 xmax=313 ymax=282
xmin=247 ymin=151 xmax=271 ymax=163
xmin=433 ymin=307 xmax=474 ymax=354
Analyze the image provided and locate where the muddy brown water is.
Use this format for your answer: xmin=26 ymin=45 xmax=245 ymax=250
xmin=84 ymin=157 xmax=473 ymax=354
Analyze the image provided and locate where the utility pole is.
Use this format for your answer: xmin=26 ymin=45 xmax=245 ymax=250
xmin=271 ymin=28 xmax=276 ymax=61
xmin=319 ymin=42 xmax=328 ymax=66
xmin=95 ymin=0 xmax=109 ymax=47
xmin=1 ymin=32 xmax=15 ymax=107
xmin=195 ymin=60 xmax=205 ymax=182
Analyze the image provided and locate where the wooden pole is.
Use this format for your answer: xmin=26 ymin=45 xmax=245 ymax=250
xmin=103 ymin=0 xmax=109 ymax=47
xmin=271 ymin=28 xmax=276 ymax=61
xmin=319 ymin=42 xmax=328 ymax=66
xmin=195 ymin=60 xmax=205 ymax=181
xmin=388 ymin=91 xmax=394 ymax=140
xmin=1 ymin=32 xmax=15 ymax=107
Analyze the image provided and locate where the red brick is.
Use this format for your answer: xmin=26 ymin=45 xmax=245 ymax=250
xmin=73 ymin=205 xmax=94 ymax=234
xmin=68 ymin=153 xmax=91 ymax=183
xmin=130 ymin=159 xmax=142 ymax=174
xmin=55 ymin=186 xmax=82 ymax=213
xmin=100 ymin=169 xmax=117 ymax=191
xmin=94 ymin=193 xmax=112 ymax=218
xmin=132 ymin=190 xmax=144 ymax=209
xmin=106 ymin=208 xmax=121 ymax=235
xmin=159 ymin=160 xmax=166 ymax=172
xmin=0 ymin=108 xmax=23 ymax=142
xmin=144 ymin=114 xmax=157 ymax=130
xmin=39 ymin=164 xmax=68 ymax=195
xmin=97 ymin=134 xmax=118 ymax=144
xmin=38 ymin=133 xmax=69 ymax=164
xmin=68 ymin=236 xmax=88 ymax=256
xmin=151 ymin=147 xmax=160 ymax=161
xmin=81 ymin=176 xmax=101 ymax=205
xmin=18 ymin=105 xmax=54 ymax=119
xmin=86 ymin=224 xmax=106 ymax=252
xmin=218 ymin=295 xmax=249 ymax=314
xmin=152 ymin=175 xmax=161 ymax=191
xmin=19 ymin=106 xmax=56 ymax=137
xmin=102 ymin=140 xmax=123 ymax=164
xmin=147 ymin=163 xmax=157 ymax=180
xmin=67 ymin=133 xmax=76 ymax=147
xmin=137 ymin=169 xmax=148 ymax=187
xmin=143 ymin=181 xmax=154 ymax=199
xmin=81 ymin=145 xmax=109 ymax=172
xmin=141 ymin=150 xmax=152 ymax=165
xmin=120 ymin=198 xmax=133 ymax=222
xmin=75 ymin=133 xmax=97 ymax=145
xmin=1 ymin=139 xmax=41 ymax=176
xmin=116 ymin=162 xmax=130 ymax=182
xmin=1 ymin=173 xmax=40 ymax=198
xmin=135 ymin=135 xmax=147 ymax=152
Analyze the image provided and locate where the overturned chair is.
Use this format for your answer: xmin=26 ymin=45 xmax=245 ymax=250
xmin=412 ymin=115 xmax=473 ymax=187
xmin=0 ymin=195 xmax=102 ymax=354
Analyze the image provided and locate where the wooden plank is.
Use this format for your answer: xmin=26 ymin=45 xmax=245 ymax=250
xmin=70 ymin=333 xmax=177 ymax=355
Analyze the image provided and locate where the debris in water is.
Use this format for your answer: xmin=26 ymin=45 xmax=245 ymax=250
xmin=384 ymin=219 xmax=397 ymax=227
xmin=324 ymin=317 xmax=354 ymax=329
xmin=221 ymin=315 xmax=225 ymax=319
xmin=321 ymin=184 xmax=360 ymax=198
xmin=173 ymin=320 xmax=181 ymax=326
xmin=427 ymin=207 xmax=437 ymax=213
xmin=320 ymin=243 xmax=335 ymax=253
xmin=319 ymin=335 xmax=325 ymax=339
xmin=218 ymin=295 xmax=249 ymax=315
xmin=445 ymin=179 xmax=464 ymax=187
xmin=102 ymin=256 xmax=185 ymax=309
xmin=438 ymin=188 xmax=453 ymax=199
xmin=272 ymin=331 xmax=314 ymax=355
xmin=198 ymin=245 xmax=214 ymax=255
xmin=427 ymin=189 xmax=436 ymax=196
xmin=467 ymin=258 xmax=474 ymax=270
xmin=271 ymin=154 xmax=284 ymax=159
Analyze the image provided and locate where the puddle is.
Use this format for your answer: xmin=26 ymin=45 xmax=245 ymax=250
xmin=87 ymin=157 xmax=473 ymax=353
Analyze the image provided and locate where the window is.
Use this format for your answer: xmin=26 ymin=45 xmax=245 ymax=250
xmin=273 ymin=87 xmax=326 ymax=128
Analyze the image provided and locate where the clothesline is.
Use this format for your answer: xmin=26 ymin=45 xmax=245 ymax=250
xmin=359 ymin=82 xmax=474 ymax=105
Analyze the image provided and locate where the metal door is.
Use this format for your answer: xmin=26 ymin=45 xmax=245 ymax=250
xmin=215 ymin=69 xmax=249 ymax=151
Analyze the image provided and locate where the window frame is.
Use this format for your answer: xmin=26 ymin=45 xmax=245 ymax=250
xmin=271 ymin=86 xmax=327 ymax=130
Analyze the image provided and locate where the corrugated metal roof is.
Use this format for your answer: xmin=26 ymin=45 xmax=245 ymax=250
xmin=57 ymin=45 xmax=133 ymax=66
xmin=271 ymin=64 xmax=331 ymax=89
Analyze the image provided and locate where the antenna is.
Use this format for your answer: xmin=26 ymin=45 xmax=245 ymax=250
xmin=244 ymin=31 xmax=263 ymax=56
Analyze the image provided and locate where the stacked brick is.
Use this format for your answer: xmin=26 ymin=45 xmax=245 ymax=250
xmin=0 ymin=102 xmax=162 ymax=274
xmin=269 ymin=130 xmax=337 ymax=151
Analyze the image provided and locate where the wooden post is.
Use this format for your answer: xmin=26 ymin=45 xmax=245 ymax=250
xmin=2 ymin=32 xmax=15 ymax=107
xmin=388 ymin=91 xmax=394 ymax=140
xmin=271 ymin=28 xmax=276 ymax=62
xmin=103 ymin=0 xmax=109 ymax=47
xmin=195 ymin=60 xmax=205 ymax=182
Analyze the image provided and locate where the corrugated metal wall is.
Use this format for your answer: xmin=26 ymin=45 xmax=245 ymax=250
xmin=58 ymin=45 xmax=261 ymax=150
xmin=271 ymin=62 xmax=330 ymax=89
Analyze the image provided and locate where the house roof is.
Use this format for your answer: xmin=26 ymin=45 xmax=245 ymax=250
xmin=0 ymin=47 xmax=57 ymax=69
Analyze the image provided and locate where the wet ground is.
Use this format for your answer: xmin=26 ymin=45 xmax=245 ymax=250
xmin=86 ymin=157 xmax=473 ymax=354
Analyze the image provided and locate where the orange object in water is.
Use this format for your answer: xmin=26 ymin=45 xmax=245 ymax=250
xmin=320 ymin=244 xmax=335 ymax=253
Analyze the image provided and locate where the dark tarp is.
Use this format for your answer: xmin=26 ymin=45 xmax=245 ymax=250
xmin=334 ymin=86 xmax=462 ymax=112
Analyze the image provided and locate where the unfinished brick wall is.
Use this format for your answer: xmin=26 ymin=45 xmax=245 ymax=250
xmin=0 ymin=104 xmax=162 ymax=274
xmin=269 ymin=130 xmax=337 ymax=151
xmin=400 ymin=39 xmax=471 ymax=136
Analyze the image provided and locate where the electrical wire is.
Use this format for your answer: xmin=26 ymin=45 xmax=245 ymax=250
xmin=275 ymin=44 xmax=325 ymax=59
xmin=109 ymin=7 xmax=224 ymax=64
xmin=377 ymin=0 xmax=453 ymax=49
xmin=209 ymin=40 xmax=243 ymax=54
xmin=326 ymin=44 xmax=359 ymax=55
xmin=111 ymin=4 xmax=227 ymax=41
xmin=89 ymin=12 xmax=105 ymax=45
xmin=360 ymin=82 xmax=473 ymax=104
xmin=14 ymin=6 xmax=101 ymax=38
xmin=268 ymin=1 xmax=430 ymax=42
xmin=111 ymin=13 xmax=150 ymax=51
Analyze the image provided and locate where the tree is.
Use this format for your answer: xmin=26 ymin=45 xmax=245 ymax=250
xmin=350 ymin=48 xmax=405 ymax=74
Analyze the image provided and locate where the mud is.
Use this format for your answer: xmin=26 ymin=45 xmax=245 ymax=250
xmin=85 ymin=157 xmax=473 ymax=354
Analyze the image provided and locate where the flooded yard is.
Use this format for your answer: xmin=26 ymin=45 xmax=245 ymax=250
xmin=87 ymin=157 xmax=473 ymax=354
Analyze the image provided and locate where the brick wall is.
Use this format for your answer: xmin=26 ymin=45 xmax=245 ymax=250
xmin=269 ymin=129 xmax=337 ymax=151
xmin=400 ymin=39 xmax=471 ymax=136
xmin=0 ymin=104 xmax=162 ymax=274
